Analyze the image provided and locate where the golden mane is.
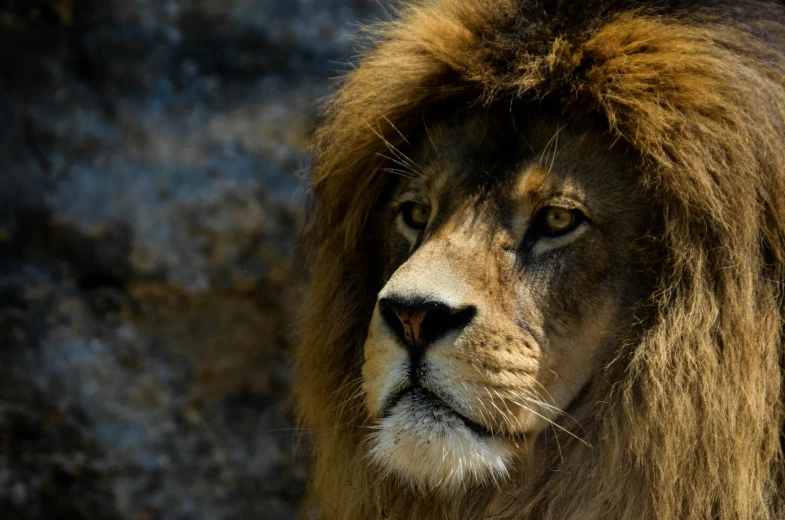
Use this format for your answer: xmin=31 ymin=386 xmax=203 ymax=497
xmin=294 ymin=1 xmax=785 ymax=518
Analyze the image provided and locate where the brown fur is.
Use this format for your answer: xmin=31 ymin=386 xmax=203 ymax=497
xmin=294 ymin=1 xmax=785 ymax=518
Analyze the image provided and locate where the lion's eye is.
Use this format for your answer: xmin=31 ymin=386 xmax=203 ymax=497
xmin=530 ymin=206 xmax=584 ymax=240
xmin=521 ymin=206 xmax=586 ymax=251
xmin=544 ymin=207 xmax=576 ymax=233
xmin=401 ymin=202 xmax=432 ymax=230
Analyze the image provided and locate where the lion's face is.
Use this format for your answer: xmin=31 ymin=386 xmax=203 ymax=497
xmin=361 ymin=111 xmax=652 ymax=490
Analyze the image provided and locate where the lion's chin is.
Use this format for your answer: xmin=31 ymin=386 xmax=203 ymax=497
xmin=367 ymin=389 xmax=513 ymax=492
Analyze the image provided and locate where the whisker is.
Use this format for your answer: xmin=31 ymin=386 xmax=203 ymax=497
xmin=363 ymin=118 xmax=422 ymax=173
xmin=376 ymin=153 xmax=418 ymax=176
xmin=526 ymin=359 xmax=583 ymax=388
xmin=377 ymin=109 xmax=411 ymax=146
xmin=523 ymin=387 xmax=586 ymax=435
xmin=483 ymin=387 xmax=514 ymax=434
xmin=505 ymin=395 xmax=591 ymax=447
xmin=491 ymin=388 xmax=519 ymax=433
xmin=547 ymin=124 xmax=561 ymax=176
xmin=381 ymin=167 xmax=417 ymax=180
xmin=538 ymin=123 xmax=562 ymax=166
xmin=525 ymin=381 xmax=586 ymax=433
xmin=422 ymin=116 xmax=439 ymax=153
xmin=333 ymin=372 xmax=367 ymax=429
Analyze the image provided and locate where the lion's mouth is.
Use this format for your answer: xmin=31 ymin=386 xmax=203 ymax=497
xmin=383 ymin=387 xmax=494 ymax=437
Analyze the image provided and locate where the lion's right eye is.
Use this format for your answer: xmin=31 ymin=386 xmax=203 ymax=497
xmin=401 ymin=202 xmax=432 ymax=230
xmin=523 ymin=206 xmax=586 ymax=250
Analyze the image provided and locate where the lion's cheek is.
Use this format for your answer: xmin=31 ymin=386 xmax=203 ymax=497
xmin=361 ymin=326 xmax=408 ymax=420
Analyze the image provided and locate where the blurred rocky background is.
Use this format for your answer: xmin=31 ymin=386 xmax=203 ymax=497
xmin=0 ymin=1 xmax=386 ymax=518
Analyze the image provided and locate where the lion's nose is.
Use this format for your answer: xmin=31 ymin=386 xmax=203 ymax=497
xmin=378 ymin=296 xmax=476 ymax=354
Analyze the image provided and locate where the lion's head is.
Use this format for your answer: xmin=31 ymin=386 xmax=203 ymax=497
xmin=295 ymin=1 xmax=785 ymax=519
xmin=361 ymin=111 xmax=652 ymax=489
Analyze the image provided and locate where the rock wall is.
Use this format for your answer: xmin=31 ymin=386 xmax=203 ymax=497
xmin=0 ymin=1 xmax=385 ymax=518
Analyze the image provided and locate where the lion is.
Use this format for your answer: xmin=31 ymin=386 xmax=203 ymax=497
xmin=293 ymin=1 xmax=785 ymax=519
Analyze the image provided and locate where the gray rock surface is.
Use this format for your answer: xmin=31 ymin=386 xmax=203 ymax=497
xmin=0 ymin=1 xmax=387 ymax=518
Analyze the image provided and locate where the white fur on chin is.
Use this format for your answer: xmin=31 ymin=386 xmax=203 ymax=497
xmin=367 ymin=391 xmax=513 ymax=493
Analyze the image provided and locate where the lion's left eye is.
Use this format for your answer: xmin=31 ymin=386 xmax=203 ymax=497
xmin=544 ymin=207 xmax=576 ymax=233
xmin=401 ymin=202 xmax=432 ymax=230
xmin=535 ymin=206 xmax=584 ymax=237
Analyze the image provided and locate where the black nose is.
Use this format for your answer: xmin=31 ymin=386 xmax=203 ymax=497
xmin=378 ymin=296 xmax=476 ymax=355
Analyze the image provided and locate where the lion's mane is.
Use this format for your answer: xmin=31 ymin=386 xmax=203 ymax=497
xmin=294 ymin=1 xmax=785 ymax=519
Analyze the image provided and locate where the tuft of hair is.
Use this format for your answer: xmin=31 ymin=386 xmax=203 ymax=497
xmin=294 ymin=1 xmax=785 ymax=519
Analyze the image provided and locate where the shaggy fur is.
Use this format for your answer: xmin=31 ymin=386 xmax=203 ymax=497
xmin=294 ymin=1 xmax=785 ymax=519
